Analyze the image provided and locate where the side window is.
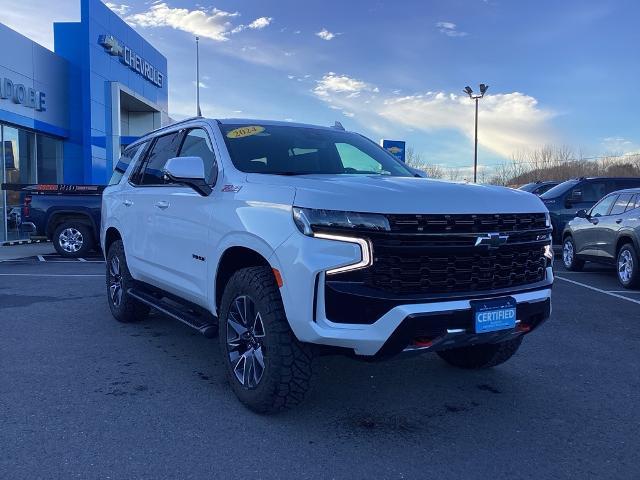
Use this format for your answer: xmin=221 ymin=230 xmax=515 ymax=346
xmin=139 ymin=132 xmax=184 ymax=186
xmin=590 ymin=195 xmax=617 ymax=217
xmin=615 ymin=179 xmax=640 ymax=191
xmin=610 ymin=193 xmax=633 ymax=216
xmin=578 ymin=181 xmax=607 ymax=203
xmin=625 ymin=194 xmax=639 ymax=212
xmin=109 ymin=144 xmax=142 ymax=186
xmin=336 ymin=143 xmax=383 ymax=173
xmin=179 ymin=129 xmax=217 ymax=184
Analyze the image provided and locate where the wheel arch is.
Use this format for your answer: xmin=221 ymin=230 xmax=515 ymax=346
xmin=615 ymin=234 xmax=638 ymax=257
xmin=214 ymin=246 xmax=272 ymax=313
xmin=47 ymin=211 xmax=96 ymax=239
xmin=104 ymin=227 xmax=123 ymax=255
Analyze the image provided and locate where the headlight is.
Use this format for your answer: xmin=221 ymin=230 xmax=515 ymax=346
xmin=292 ymin=207 xmax=381 ymax=275
xmin=292 ymin=207 xmax=390 ymax=236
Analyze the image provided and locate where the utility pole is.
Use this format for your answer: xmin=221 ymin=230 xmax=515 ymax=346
xmin=196 ymin=36 xmax=202 ymax=117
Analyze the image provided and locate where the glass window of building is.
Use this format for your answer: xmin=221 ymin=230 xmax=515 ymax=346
xmin=1 ymin=125 xmax=64 ymax=242
xmin=37 ymin=135 xmax=64 ymax=183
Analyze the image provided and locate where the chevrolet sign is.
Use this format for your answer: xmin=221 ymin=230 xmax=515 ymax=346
xmin=98 ymin=35 xmax=164 ymax=88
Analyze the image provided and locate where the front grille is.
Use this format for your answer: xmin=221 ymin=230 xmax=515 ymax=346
xmin=325 ymin=213 xmax=550 ymax=296
xmin=386 ymin=213 xmax=548 ymax=234
xmin=366 ymin=241 xmax=547 ymax=295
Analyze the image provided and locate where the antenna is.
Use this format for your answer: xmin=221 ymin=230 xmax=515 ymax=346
xmin=332 ymin=121 xmax=345 ymax=131
xmin=196 ymin=36 xmax=202 ymax=117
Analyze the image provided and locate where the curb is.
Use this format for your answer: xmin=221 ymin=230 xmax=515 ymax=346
xmin=0 ymin=239 xmax=50 ymax=247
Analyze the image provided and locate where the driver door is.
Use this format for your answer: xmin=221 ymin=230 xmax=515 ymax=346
xmin=578 ymin=194 xmax=617 ymax=258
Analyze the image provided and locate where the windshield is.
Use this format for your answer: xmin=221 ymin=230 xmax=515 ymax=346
xmin=540 ymin=179 xmax=579 ymax=199
xmin=220 ymin=123 xmax=414 ymax=177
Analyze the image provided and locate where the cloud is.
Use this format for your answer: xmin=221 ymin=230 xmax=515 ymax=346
xmin=248 ymin=17 xmax=272 ymax=29
xmin=104 ymin=2 xmax=131 ymax=16
xmin=601 ymin=137 xmax=640 ymax=154
xmin=126 ymin=3 xmax=272 ymax=41
xmin=314 ymin=72 xmax=377 ymax=97
xmin=313 ymin=73 xmax=556 ymax=158
xmin=436 ymin=21 xmax=468 ymax=37
xmin=316 ymin=28 xmax=339 ymax=40
xmin=231 ymin=16 xmax=273 ymax=34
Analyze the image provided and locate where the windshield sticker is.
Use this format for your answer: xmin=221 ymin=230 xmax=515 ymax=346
xmin=226 ymin=126 xmax=265 ymax=139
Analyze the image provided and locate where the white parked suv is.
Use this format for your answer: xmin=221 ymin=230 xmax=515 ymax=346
xmin=101 ymin=118 xmax=554 ymax=413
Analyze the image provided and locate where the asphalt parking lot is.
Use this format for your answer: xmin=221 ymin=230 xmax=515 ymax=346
xmin=1 ymin=252 xmax=639 ymax=480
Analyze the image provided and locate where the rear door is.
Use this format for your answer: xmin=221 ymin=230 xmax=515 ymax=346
xmin=597 ymin=193 xmax=634 ymax=261
xmin=126 ymin=130 xmax=185 ymax=284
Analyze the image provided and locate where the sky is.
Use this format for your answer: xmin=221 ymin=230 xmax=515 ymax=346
xmin=2 ymin=0 xmax=640 ymax=172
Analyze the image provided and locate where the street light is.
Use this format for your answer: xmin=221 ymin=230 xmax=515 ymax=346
xmin=196 ymin=36 xmax=202 ymax=117
xmin=463 ymin=84 xmax=489 ymax=183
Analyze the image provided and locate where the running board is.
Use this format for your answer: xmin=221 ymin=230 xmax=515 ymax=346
xmin=127 ymin=288 xmax=218 ymax=338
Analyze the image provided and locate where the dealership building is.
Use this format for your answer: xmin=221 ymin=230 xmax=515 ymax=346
xmin=0 ymin=0 xmax=170 ymax=241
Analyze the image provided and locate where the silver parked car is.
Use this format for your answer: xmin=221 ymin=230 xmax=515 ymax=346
xmin=561 ymin=188 xmax=640 ymax=288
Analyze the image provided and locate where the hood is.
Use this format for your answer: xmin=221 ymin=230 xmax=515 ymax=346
xmin=246 ymin=174 xmax=547 ymax=214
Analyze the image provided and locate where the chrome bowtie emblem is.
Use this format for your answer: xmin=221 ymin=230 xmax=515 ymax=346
xmin=475 ymin=232 xmax=509 ymax=249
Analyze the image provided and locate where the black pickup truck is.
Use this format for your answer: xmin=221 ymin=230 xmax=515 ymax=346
xmin=2 ymin=184 xmax=104 ymax=258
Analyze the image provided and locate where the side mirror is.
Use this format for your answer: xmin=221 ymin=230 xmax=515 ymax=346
xmin=576 ymin=209 xmax=588 ymax=219
xmin=162 ymin=156 xmax=212 ymax=196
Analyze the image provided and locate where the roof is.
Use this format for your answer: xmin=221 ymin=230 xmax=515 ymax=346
xmin=215 ymin=118 xmax=344 ymax=131
xmin=610 ymin=187 xmax=640 ymax=194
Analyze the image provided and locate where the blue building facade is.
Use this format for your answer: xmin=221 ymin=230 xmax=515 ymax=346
xmin=0 ymin=0 xmax=169 ymax=241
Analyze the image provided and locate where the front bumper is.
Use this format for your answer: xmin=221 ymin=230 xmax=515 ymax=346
xmin=273 ymin=233 xmax=553 ymax=357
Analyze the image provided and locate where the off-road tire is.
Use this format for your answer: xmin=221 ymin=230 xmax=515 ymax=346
xmin=437 ymin=337 xmax=523 ymax=369
xmin=106 ymin=240 xmax=149 ymax=322
xmin=562 ymin=235 xmax=584 ymax=271
xmin=617 ymin=243 xmax=640 ymax=289
xmin=218 ymin=266 xmax=314 ymax=414
xmin=53 ymin=222 xmax=94 ymax=258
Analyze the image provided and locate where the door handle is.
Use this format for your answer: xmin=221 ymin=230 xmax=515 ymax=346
xmin=154 ymin=201 xmax=170 ymax=210
xmin=122 ymin=200 xmax=133 ymax=207
xmin=616 ymin=219 xmax=623 ymax=224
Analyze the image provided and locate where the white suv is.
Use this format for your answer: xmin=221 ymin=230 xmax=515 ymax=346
xmin=101 ymin=118 xmax=554 ymax=413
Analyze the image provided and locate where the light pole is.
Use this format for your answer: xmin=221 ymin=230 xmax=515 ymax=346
xmin=196 ymin=36 xmax=202 ymax=117
xmin=463 ymin=84 xmax=488 ymax=183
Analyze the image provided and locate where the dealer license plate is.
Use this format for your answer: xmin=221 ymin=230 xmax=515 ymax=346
xmin=472 ymin=297 xmax=517 ymax=333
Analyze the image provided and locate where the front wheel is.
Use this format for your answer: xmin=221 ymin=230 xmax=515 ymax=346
xmin=219 ymin=266 xmax=314 ymax=414
xmin=562 ymin=236 xmax=584 ymax=271
xmin=617 ymin=243 xmax=640 ymax=289
xmin=437 ymin=337 xmax=523 ymax=369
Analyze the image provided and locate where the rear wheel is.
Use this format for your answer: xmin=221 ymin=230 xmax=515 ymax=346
xmin=106 ymin=240 xmax=149 ymax=322
xmin=219 ymin=266 xmax=314 ymax=414
xmin=617 ymin=243 xmax=640 ymax=289
xmin=437 ymin=337 xmax=523 ymax=369
xmin=562 ymin=235 xmax=584 ymax=271
xmin=53 ymin=222 xmax=94 ymax=258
